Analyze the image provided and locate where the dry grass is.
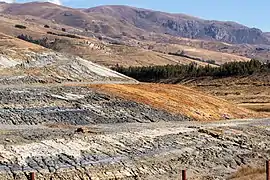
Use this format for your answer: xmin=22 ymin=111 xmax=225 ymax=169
xmin=0 ymin=17 xmax=214 ymax=68
xmin=0 ymin=13 xmax=247 ymax=68
xmin=87 ymin=49 xmax=212 ymax=67
xmin=42 ymin=37 xmax=213 ymax=67
xmin=239 ymin=103 xmax=270 ymax=113
xmin=0 ymin=32 xmax=43 ymax=50
xmin=229 ymin=166 xmax=266 ymax=180
xmin=88 ymin=83 xmax=263 ymax=121
xmin=150 ymin=43 xmax=250 ymax=65
xmin=186 ymin=75 xmax=270 ymax=115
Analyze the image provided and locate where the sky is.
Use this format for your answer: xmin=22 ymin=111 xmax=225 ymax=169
xmin=1 ymin=0 xmax=269 ymax=32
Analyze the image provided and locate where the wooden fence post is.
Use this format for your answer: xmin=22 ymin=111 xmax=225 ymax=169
xmin=30 ymin=172 xmax=35 ymax=180
xmin=182 ymin=169 xmax=186 ymax=180
xmin=267 ymin=160 xmax=270 ymax=180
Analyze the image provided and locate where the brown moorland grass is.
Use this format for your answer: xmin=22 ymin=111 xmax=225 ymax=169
xmin=87 ymin=83 xmax=264 ymax=121
xmin=0 ymin=14 xmax=250 ymax=68
xmin=150 ymin=43 xmax=250 ymax=65
xmin=229 ymin=166 xmax=266 ymax=180
xmin=185 ymin=74 xmax=270 ymax=115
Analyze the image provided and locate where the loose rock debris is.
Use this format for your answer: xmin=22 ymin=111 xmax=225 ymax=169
xmin=0 ymin=85 xmax=268 ymax=179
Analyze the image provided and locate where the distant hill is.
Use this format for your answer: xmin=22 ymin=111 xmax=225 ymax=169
xmin=0 ymin=6 xmax=249 ymax=68
xmin=85 ymin=5 xmax=270 ymax=45
xmin=0 ymin=2 xmax=269 ymax=45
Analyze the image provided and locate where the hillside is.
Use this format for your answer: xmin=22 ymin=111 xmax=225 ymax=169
xmin=0 ymin=2 xmax=269 ymax=45
xmin=149 ymin=43 xmax=249 ymax=65
xmin=46 ymin=38 xmax=248 ymax=67
xmin=89 ymin=83 xmax=262 ymax=121
xmin=184 ymin=74 xmax=270 ymax=114
xmin=264 ymin=32 xmax=270 ymax=39
xmin=0 ymin=3 xmax=269 ymax=180
xmin=0 ymin=32 xmax=135 ymax=84
xmin=0 ymin=12 xmax=250 ymax=67
xmin=85 ymin=5 xmax=270 ymax=45
xmin=0 ymin=2 xmax=269 ymax=63
xmin=0 ymin=32 xmax=262 ymax=121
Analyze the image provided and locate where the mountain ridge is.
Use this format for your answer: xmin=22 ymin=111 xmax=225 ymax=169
xmin=84 ymin=5 xmax=268 ymax=44
xmin=0 ymin=2 xmax=268 ymax=45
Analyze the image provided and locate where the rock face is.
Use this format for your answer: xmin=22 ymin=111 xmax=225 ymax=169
xmin=164 ymin=20 xmax=267 ymax=44
xmin=0 ymin=2 xmax=268 ymax=45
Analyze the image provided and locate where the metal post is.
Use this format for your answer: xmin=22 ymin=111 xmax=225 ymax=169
xmin=30 ymin=172 xmax=35 ymax=180
xmin=267 ymin=160 xmax=270 ymax=180
xmin=182 ymin=170 xmax=186 ymax=180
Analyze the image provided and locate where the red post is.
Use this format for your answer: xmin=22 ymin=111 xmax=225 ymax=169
xmin=182 ymin=170 xmax=186 ymax=180
xmin=267 ymin=160 xmax=270 ymax=180
xmin=30 ymin=172 xmax=35 ymax=180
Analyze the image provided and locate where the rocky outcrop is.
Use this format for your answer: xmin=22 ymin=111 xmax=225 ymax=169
xmin=161 ymin=20 xmax=268 ymax=44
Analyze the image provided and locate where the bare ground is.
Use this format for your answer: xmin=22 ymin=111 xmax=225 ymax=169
xmin=0 ymin=85 xmax=268 ymax=180
xmin=0 ymin=118 xmax=269 ymax=179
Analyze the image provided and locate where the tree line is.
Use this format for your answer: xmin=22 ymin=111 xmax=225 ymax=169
xmin=17 ymin=34 xmax=51 ymax=48
xmin=17 ymin=33 xmax=82 ymax=49
xmin=112 ymin=60 xmax=270 ymax=82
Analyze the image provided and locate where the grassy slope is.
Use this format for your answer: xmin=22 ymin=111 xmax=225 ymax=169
xmin=150 ymin=43 xmax=250 ymax=65
xmin=185 ymin=74 xmax=270 ymax=114
xmin=88 ymin=83 xmax=263 ymax=121
xmin=0 ymin=13 xmax=251 ymax=68
xmin=229 ymin=166 xmax=266 ymax=180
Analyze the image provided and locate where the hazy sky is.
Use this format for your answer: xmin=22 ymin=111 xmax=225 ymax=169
xmin=1 ymin=0 xmax=269 ymax=32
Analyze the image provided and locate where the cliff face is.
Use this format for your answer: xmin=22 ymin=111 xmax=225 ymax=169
xmin=164 ymin=21 xmax=267 ymax=44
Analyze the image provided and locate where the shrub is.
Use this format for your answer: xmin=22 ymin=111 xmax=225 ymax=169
xmin=205 ymin=60 xmax=217 ymax=65
xmin=44 ymin=25 xmax=50 ymax=28
xmin=46 ymin=31 xmax=82 ymax=39
xmin=17 ymin=34 xmax=50 ymax=48
xmin=15 ymin=24 xmax=26 ymax=29
xmin=61 ymin=28 xmax=66 ymax=32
